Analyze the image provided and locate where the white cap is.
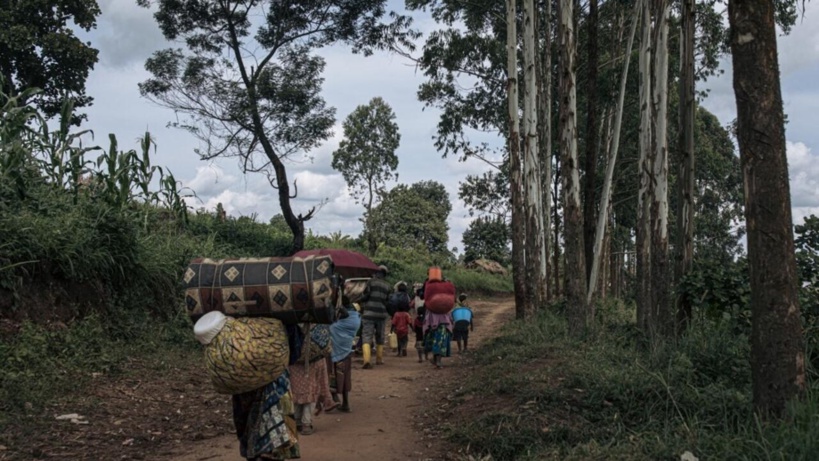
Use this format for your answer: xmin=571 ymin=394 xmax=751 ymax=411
xmin=193 ymin=311 xmax=229 ymax=345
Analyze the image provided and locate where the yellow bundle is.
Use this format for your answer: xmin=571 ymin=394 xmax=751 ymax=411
xmin=204 ymin=316 xmax=290 ymax=395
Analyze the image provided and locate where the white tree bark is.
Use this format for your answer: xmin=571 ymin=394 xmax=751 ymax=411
xmin=507 ymin=0 xmax=527 ymax=319
xmin=587 ymin=0 xmax=641 ymax=304
xmin=559 ymin=0 xmax=589 ymax=334
xmin=636 ymin=0 xmax=653 ymax=331
xmin=539 ymin=0 xmax=552 ymax=302
xmin=649 ymin=0 xmax=671 ymax=337
xmin=523 ymin=0 xmax=545 ymax=313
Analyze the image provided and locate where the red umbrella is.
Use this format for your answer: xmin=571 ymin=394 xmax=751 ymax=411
xmin=292 ymin=248 xmax=380 ymax=279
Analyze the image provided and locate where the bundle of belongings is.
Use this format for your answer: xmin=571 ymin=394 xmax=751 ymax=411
xmin=187 ymin=256 xmax=341 ymax=459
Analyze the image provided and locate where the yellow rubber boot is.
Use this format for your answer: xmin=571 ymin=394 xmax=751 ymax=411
xmin=362 ymin=344 xmax=373 ymax=369
xmin=376 ymin=345 xmax=385 ymax=365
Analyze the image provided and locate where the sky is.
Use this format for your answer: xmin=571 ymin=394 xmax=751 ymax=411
xmin=76 ymin=1 xmax=819 ymax=252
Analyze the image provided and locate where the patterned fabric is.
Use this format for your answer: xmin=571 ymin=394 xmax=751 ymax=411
xmin=184 ymin=255 xmax=336 ymax=325
xmin=361 ymin=276 xmax=392 ymax=321
xmin=296 ymin=324 xmax=332 ymax=364
xmin=232 ymin=371 xmax=300 ymax=460
xmin=424 ymin=325 xmax=452 ymax=357
xmin=289 ymin=358 xmax=333 ymax=407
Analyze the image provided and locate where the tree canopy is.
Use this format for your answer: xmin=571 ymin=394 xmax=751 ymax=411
xmin=462 ymin=215 xmax=510 ymax=265
xmin=137 ymin=0 xmax=417 ymax=252
xmin=366 ymin=181 xmax=450 ymax=254
xmin=332 ymin=96 xmax=401 ymax=212
xmin=0 ymin=0 xmax=100 ymax=122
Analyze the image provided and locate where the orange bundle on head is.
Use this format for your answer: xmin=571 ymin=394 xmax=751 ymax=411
xmin=424 ymin=280 xmax=456 ymax=314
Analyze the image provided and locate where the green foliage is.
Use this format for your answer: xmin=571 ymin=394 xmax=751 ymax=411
xmin=0 ymin=0 xmax=100 ymax=121
xmin=796 ymin=215 xmax=819 ymax=315
xmin=366 ymin=181 xmax=451 ymax=254
xmin=332 ymin=97 xmax=401 ymax=209
xmin=447 ymin=309 xmax=819 ymax=460
xmin=678 ymin=258 xmax=751 ymax=330
xmin=0 ymin=312 xmax=197 ymax=419
xmin=462 ymin=215 xmax=510 ymax=265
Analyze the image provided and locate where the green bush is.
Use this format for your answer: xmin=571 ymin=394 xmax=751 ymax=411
xmin=447 ymin=309 xmax=819 ymax=461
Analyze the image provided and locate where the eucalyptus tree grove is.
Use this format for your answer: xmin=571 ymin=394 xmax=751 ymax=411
xmin=137 ymin=0 xmax=416 ymax=252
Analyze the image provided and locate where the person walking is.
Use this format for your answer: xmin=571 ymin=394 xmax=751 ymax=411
xmin=327 ymin=296 xmax=361 ymax=412
xmin=360 ymin=265 xmax=391 ymax=369
xmin=390 ymin=308 xmax=412 ymax=357
xmin=451 ymin=293 xmax=475 ymax=353
xmin=423 ymin=307 xmax=453 ymax=369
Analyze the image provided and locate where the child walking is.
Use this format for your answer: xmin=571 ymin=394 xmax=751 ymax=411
xmin=451 ymin=293 xmax=475 ymax=353
xmin=412 ymin=285 xmax=428 ymax=363
xmin=391 ymin=309 xmax=412 ymax=357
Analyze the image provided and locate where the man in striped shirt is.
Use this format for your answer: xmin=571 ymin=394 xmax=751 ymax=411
xmin=360 ymin=265 xmax=391 ymax=369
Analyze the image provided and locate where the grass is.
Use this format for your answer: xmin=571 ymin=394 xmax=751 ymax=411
xmin=445 ymin=300 xmax=819 ymax=460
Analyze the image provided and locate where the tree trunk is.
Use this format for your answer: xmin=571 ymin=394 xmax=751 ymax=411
xmin=649 ymin=0 xmax=671 ymax=338
xmin=583 ymin=0 xmax=599 ymax=284
xmin=524 ymin=0 xmax=545 ymax=315
xmin=538 ymin=0 xmax=553 ymax=307
xmin=507 ymin=0 xmax=527 ymax=320
xmin=225 ymin=11 xmax=307 ymax=254
xmin=635 ymin=0 xmax=652 ymax=332
xmin=675 ymin=0 xmax=696 ymax=333
xmin=728 ymin=0 xmax=805 ymax=418
xmin=553 ymin=156 xmax=561 ymax=300
xmin=558 ymin=0 xmax=589 ymax=335
xmin=586 ymin=0 xmax=640 ymax=304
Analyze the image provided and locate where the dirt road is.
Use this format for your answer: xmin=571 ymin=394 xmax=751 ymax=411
xmin=172 ymin=295 xmax=514 ymax=461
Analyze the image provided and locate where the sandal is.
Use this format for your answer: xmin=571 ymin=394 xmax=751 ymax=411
xmin=300 ymin=424 xmax=314 ymax=435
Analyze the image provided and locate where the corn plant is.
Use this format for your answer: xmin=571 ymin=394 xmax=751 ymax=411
xmin=0 ymin=87 xmax=43 ymax=198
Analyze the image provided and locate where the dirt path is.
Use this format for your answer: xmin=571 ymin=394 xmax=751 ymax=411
xmin=172 ymin=295 xmax=515 ymax=461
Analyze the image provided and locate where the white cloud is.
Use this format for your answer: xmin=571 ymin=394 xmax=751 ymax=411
xmin=182 ymin=165 xmax=239 ymax=199
xmin=787 ymin=141 xmax=819 ymax=209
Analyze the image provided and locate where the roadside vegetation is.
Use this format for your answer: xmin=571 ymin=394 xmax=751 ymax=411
xmin=445 ymin=299 xmax=819 ymax=460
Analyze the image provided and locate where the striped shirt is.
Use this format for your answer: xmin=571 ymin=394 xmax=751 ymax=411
xmin=361 ymin=276 xmax=392 ymax=321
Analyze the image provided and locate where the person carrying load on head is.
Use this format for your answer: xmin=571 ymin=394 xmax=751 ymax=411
xmin=360 ymin=265 xmax=391 ymax=369
xmin=451 ymin=293 xmax=475 ymax=353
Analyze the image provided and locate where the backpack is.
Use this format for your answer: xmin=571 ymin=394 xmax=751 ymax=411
xmin=387 ymin=291 xmax=410 ymax=316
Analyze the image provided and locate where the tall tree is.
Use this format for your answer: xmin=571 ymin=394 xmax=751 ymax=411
xmin=0 ymin=0 xmax=100 ymax=122
xmin=558 ymin=0 xmax=589 ymax=334
xmin=367 ymin=182 xmax=450 ymax=254
xmin=523 ymin=0 xmax=545 ymax=314
xmin=462 ymin=216 xmax=511 ymax=265
xmin=675 ymin=0 xmax=696 ymax=332
xmin=649 ymin=0 xmax=672 ymax=337
xmin=538 ymin=0 xmax=553 ymax=304
xmin=728 ymin=0 xmax=805 ymax=417
xmin=583 ymin=0 xmax=599 ymax=283
xmin=587 ymin=0 xmax=640 ymax=304
xmin=506 ymin=0 xmax=527 ymax=319
xmin=332 ymin=96 xmax=401 ymax=254
xmin=138 ymin=0 xmax=415 ymax=253
xmin=636 ymin=0 xmax=652 ymax=331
